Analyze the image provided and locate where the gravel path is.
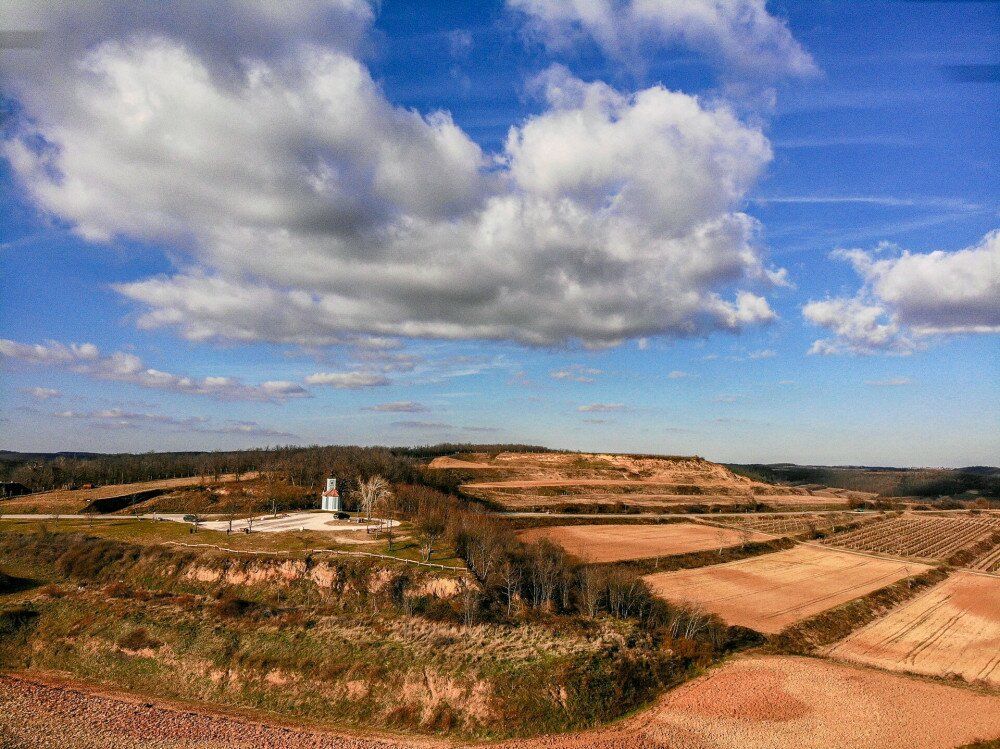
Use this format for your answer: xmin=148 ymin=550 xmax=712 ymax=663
xmin=0 ymin=676 xmax=442 ymax=749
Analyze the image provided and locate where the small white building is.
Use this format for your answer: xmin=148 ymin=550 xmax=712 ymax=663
xmin=320 ymin=477 xmax=342 ymax=512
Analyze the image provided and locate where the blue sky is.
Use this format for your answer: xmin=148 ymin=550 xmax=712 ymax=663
xmin=1 ymin=0 xmax=997 ymax=465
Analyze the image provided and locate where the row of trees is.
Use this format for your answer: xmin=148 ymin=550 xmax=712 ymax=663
xmin=0 ymin=443 xmax=552 ymax=495
xmin=392 ymin=483 xmax=727 ymax=643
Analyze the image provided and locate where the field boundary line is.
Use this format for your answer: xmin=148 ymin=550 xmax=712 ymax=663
xmin=162 ymin=541 xmax=469 ymax=572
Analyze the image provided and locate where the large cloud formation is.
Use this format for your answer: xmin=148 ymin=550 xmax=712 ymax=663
xmin=804 ymin=230 xmax=1000 ymax=355
xmin=508 ymin=0 xmax=816 ymax=77
xmin=3 ymin=2 xmax=785 ymax=349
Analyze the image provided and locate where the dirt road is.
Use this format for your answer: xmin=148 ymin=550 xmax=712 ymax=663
xmin=4 ymin=656 xmax=999 ymax=749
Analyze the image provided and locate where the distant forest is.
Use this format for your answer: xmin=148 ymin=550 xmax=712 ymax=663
xmin=0 ymin=444 xmax=552 ymax=495
xmin=3 ymin=445 xmax=996 ymax=500
xmin=727 ymin=463 xmax=1000 ymax=499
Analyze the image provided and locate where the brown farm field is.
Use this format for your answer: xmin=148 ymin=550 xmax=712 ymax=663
xmin=431 ymin=452 xmax=860 ymax=511
xmin=823 ymin=570 xmax=1000 ymax=687
xmin=517 ymin=522 xmax=770 ymax=563
xmin=5 ymin=656 xmax=1000 ymax=749
xmin=644 ymin=544 xmax=931 ymax=633
xmin=822 ymin=512 xmax=1000 ymax=562
xmin=0 ymin=473 xmax=255 ymax=514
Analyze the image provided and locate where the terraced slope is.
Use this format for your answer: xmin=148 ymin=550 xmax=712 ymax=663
xmin=429 ymin=452 xmax=855 ymax=511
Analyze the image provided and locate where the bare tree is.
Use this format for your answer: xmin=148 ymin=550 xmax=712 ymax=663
xmin=500 ymin=557 xmax=522 ymax=617
xmin=379 ymin=489 xmax=399 ymax=552
xmin=225 ymin=498 xmax=238 ymax=535
xmin=461 ymin=584 xmax=480 ymax=628
xmin=358 ymin=475 xmax=392 ymax=523
xmin=468 ymin=536 xmax=499 ymax=585
xmin=415 ymin=495 xmax=448 ymax=562
xmin=606 ymin=568 xmax=645 ymax=618
xmin=577 ymin=565 xmax=604 ymax=618
xmin=527 ymin=540 xmax=563 ymax=609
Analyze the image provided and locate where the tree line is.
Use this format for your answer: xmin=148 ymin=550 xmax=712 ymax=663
xmin=393 ymin=484 xmax=735 ymax=646
xmin=0 ymin=443 xmax=550 ymax=494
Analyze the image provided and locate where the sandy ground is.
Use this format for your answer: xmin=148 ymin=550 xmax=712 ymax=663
xmin=517 ymin=523 xmax=770 ymax=563
xmin=427 ymin=457 xmax=493 ymax=470
xmin=4 ymin=656 xmax=999 ymax=749
xmin=644 ymin=545 xmax=931 ymax=633
xmin=465 ymin=479 xmax=765 ymax=489
xmin=437 ymin=452 xmax=858 ymax=512
xmin=823 ymin=570 xmax=1000 ymax=687
xmin=474 ymin=492 xmax=848 ymax=510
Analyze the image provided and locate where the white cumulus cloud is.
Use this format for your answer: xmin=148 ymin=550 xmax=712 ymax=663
xmin=508 ymin=0 xmax=816 ymax=78
xmin=803 ymin=230 xmax=1000 ymax=355
xmin=3 ymin=22 xmax=784 ymax=349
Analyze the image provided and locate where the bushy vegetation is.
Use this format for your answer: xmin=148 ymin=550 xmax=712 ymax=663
xmin=0 ymin=523 xmax=727 ymax=738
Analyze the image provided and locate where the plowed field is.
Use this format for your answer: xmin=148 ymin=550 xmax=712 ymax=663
xmin=644 ymin=545 xmax=930 ymax=633
xmin=517 ymin=522 xmax=769 ymax=563
xmin=823 ymin=570 xmax=1000 ymax=686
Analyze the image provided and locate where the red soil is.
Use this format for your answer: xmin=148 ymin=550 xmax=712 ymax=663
xmin=644 ymin=545 xmax=930 ymax=633
xmin=517 ymin=523 xmax=769 ymax=563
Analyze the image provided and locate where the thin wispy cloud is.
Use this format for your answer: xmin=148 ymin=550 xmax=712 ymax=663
xmin=866 ymin=377 xmax=912 ymax=387
xmin=365 ymin=401 xmax=429 ymax=413
xmin=392 ymin=420 xmax=452 ymax=429
xmin=753 ymin=195 xmax=980 ymax=210
xmin=0 ymin=339 xmax=309 ymax=402
xmin=23 ymin=386 xmax=61 ymax=400
xmin=577 ymin=403 xmax=626 ymax=413
xmin=305 ymin=372 xmax=390 ymax=389
xmin=550 ymin=365 xmax=602 ymax=383
xmin=49 ymin=408 xmax=294 ymax=437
